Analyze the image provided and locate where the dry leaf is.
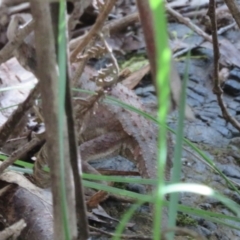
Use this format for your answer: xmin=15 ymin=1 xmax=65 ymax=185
xmin=0 ymin=58 xmax=36 ymax=126
xmin=202 ymin=39 xmax=240 ymax=68
xmin=170 ymin=59 xmax=195 ymax=120
xmin=0 ymin=172 xmax=53 ymax=240
xmin=122 ymin=64 xmax=150 ymax=89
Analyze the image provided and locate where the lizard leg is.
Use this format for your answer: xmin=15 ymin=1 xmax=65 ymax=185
xmin=79 ymin=131 xmax=129 ymax=207
xmin=79 ymin=131 xmax=129 ymax=163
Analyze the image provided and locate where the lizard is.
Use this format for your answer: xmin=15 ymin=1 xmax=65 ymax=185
xmin=74 ymin=72 xmax=173 ymax=184
xmin=33 ymin=71 xmax=173 ymax=194
xmin=6 ymin=14 xmax=173 ymax=190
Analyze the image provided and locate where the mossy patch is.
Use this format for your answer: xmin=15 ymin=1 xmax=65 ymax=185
xmin=176 ymin=213 xmax=197 ymax=227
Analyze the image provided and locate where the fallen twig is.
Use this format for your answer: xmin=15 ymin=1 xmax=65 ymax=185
xmin=0 ymin=17 xmax=34 ymax=64
xmin=224 ymin=0 xmax=240 ymax=28
xmin=208 ymin=0 xmax=240 ymax=131
xmin=0 ymin=137 xmax=44 ymax=174
xmin=166 ymin=5 xmax=212 ymax=43
xmin=70 ymin=0 xmax=118 ymax=62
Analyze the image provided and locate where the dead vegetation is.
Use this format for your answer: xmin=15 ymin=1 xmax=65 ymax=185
xmin=0 ymin=0 xmax=240 ymax=239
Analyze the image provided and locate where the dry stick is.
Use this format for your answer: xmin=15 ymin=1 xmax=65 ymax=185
xmin=89 ymin=226 xmax=152 ymax=240
xmin=90 ymin=226 xmax=203 ymax=240
xmin=170 ymin=1 xmax=211 ymax=11
xmin=183 ymin=8 xmax=208 ymax=18
xmin=0 ymin=219 xmax=26 ymax=240
xmin=166 ymin=5 xmax=212 ymax=43
xmin=136 ymin=1 xmax=195 ymax=121
xmin=217 ymin=22 xmax=236 ymax=35
xmin=162 ymin=227 xmax=205 ymax=240
xmin=71 ymin=40 xmax=94 ymax=87
xmin=99 ymin=32 xmax=119 ymax=75
xmin=182 ymin=144 xmax=240 ymax=188
xmin=70 ymin=12 xmax=138 ymax=85
xmin=69 ymin=11 xmax=139 ymax=51
xmin=0 ymin=83 xmax=39 ymax=148
xmin=70 ymin=0 xmax=118 ymax=62
xmin=105 ymin=11 xmax=139 ymax=34
xmin=0 ymin=137 xmax=44 ymax=174
xmin=64 ymin=16 xmax=89 ymax=239
xmin=183 ymin=4 xmax=226 ymax=18
xmin=136 ymin=0 xmax=157 ymax=78
xmin=68 ymin=1 xmax=91 ymax=31
xmin=0 ymin=19 xmax=34 ymax=64
xmin=2 ymin=0 xmax=27 ymax=6
xmin=7 ymin=15 xmax=37 ymax=73
xmin=71 ymin=0 xmax=118 ymax=86
xmin=224 ymin=0 xmax=240 ymax=28
xmin=0 ymin=184 xmax=11 ymax=197
xmin=51 ymin=3 xmax=79 ymax=238
xmin=65 ymin=82 xmax=90 ymax=239
xmin=0 ymin=15 xmax=39 ymax=150
xmin=70 ymin=12 xmax=139 ymax=86
xmin=9 ymin=3 xmax=30 ymax=14
xmin=167 ymin=3 xmax=240 ymax=131
xmin=207 ymin=0 xmax=240 ymax=131
xmin=31 ymin=1 xmax=76 ymax=239
xmin=2 ymin=0 xmax=72 ymax=5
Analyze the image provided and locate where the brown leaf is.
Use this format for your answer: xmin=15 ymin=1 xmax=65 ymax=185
xmin=202 ymin=39 xmax=240 ymax=68
xmin=122 ymin=64 xmax=150 ymax=89
xmin=87 ymin=190 xmax=108 ymax=208
xmin=170 ymin=60 xmax=195 ymax=120
xmin=0 ymin=172 xmax=53 ymax=240
xmin=0 ymin=57 xmax=36 ymax=126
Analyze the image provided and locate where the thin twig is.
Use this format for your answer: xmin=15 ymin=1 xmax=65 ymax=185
xmin=99 ymin=32 xmax=119 ymax=75
xmin=217 ymin=22 xmax=236 ymax=35
xmin=65 ymin=9 xmax=90 ymax=238
xmin=31 ymin=1 xmax=77 ymax=239
xmin=0 ymin=219 xmax=26 ymax=240
xmin=70 ymin=0 xmax=118 ymax=62
xmin=208 ymin=0 xmax=240 ymax=131
xmin=71 ymin=40 xmax=94 ymax=87
xmin=9 ymin=3 xmax=30 ymax=14
xmin=182 ymin=144 xmax=240 ymax=188
xmin=71 ymin=0 xmax=118 ymax=87
xmin=0 ymin=83 xmax=39 ymax=148
xmin=162 ymin=227 xmax=206 ymax=240
xmin=224 ymin=0 xmax=240 ymax=29
xmin=0 ymin=137 xmax=44 ymax=174
xmin=68 ymin=0 xmax=91 ymax=31
xmin=89 ymin=226 xmax=152 ymax=240
xmin=0 ymin=18 xmax=34 ymax=64
xmin=2 ymin=0 xmax=27 ymax=6
xmin=166 ymin=5 xmax=212 ymax=43
xmin=69 ymin=11 xmax=139 ymax=51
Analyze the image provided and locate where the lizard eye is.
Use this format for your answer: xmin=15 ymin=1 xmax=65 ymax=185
xmin=17 ymin=17 xmax=25 ymax=26
xmin=12 ymin=15 xmax=25 ymax=26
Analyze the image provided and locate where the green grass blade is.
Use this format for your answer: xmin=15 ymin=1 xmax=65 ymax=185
xmin=74 ymin=87 xmax=240 ymax=198
xmin=0 ymin=82 xmax=36 ymax=92
xmin=84 ymin=180 xmax=240 ymax=232
xmin=167 ymin=52 xmax=190 ymax=236
xmin=0 ymin=154 xmax=33 ymax=169
xmin=164 ymin=183 xmax=240 ymax=217
xmin=58 ymin=1 xmax=70 ymax=239
xmin=113 ymin=199 xmax=146 ymax=240
xmin=145 ymin=1 xmax=171 ymax=237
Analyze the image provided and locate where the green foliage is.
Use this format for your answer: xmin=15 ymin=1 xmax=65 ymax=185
xmin=120 ymin=55 xmax=148 ymax=72
xmin=1 ymin=1 xmax=240 ymax=239
xmin=57 ymin=1 xmax=70 ymax=239
xmin=176 ymin=213 xmax=197 ymax=227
